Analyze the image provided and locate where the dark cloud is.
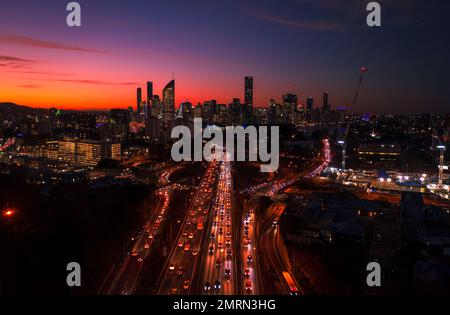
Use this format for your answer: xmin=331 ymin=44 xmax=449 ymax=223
xmin=0 ymin=55 xmax=36 ymax=69
xmin=48 ymin=79 xmax=139 ymax=86
xmin=19 ymin=84 xmax=42 ymax=88
xmin=0 ymin=34 xmax=106 ymax=54
xmin=256 ymin=14 xmax=345 ymax=31
xmin=4 ymin=70 xmax=73 ymax=76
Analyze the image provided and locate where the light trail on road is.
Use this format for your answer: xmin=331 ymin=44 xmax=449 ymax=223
xmin=200 ymin=156 xmax=236 ymax=295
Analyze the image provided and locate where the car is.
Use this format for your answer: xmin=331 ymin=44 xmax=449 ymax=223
xmin=226 ymin=232 xmax=231 ymax=238
xmin=144 ymin=243 xmax=150 ymax=249
xmin=217 ymin=242 xmax=223 ymax=251
xmin=216 ymin=260 xmax=221 ymax=269
xmin=169 ymin=263 xmax=175 ymax=270
xmin=170 ymin=288 xmax=179 ymax=295
xmin=204 ymin=281 xmax=211 ymax=291
xmin=244 ymin=269 xmax=250 ymax=278
xmin=188 ymin=232 xmax=194 ymax=239
xmin=182 ymin=231 xmax=188 ymax=237
xmin=148 ymin=234 xmax=154 ymax=239
xmin=218 ymin=227 xmax=223 ymax=234
xmin=191 ymin=249 xmax=198 ymax=256
xmin=226 ymin=239 xmax=231 ymax=247
xmin=131 ymin=251 xmax=138 ymax=256
xmin=177 ymin=266 xmax=184 ymax=277
xmin=226 ymin=249 xmax=232 ymax=259
xmin=137 ymin=257 xmax=143 ymax=263
xmin=210 ymin=233 xmax=215 ymax=240
xmin=184 ymin=243 xmax=191 ymax=252
xmin=245 ymin=280 xmax=252 ymax=292
xmin=209 ymin=246 xmax=214 ymax=255
xmin=214 ymin=279 xmax=221 ymax=290
xmin=178 ymin=240 xmax=184 ymax=247
xmin=186 ymin=220 xmax=191 ymax=225
xmin=224 ymin=268 xmax=231 ymax=281
xmin=183 ymin=280 xmax=191 ymax=290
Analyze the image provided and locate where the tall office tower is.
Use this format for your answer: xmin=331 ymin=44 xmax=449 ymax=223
xmin=163 ymin=80 xmax=175 ymax=123
xmin=151 ymin=95 xmax=161 ymax=117
xmin=229 ymin=98 xmax=242 ymax=125
xmin=307 ymin=97 xmax=314 ymax=111
xmin=322 ymin=91 xmax=330 ymax=124
xmin=282 ymin=93 xmax=298 ymax=111
xmin=322 ymin=92 xmax=329 ymax=111
xmin=145 ymin=115 xmax=161 ymax=140
xmin=244 ymin=76 xmax=253 ymax=123
xmin=146 ymin=81 xmax=153 ymax=107
xmin=267 ymin=99 xmax=277 ymax=124
xmin=282 ymin=93 xmax=298 ymax=124
xmin=136 ymin=87 xmax=142 ymax=114
xmin=307 ymin=97 xmax=314 ymax=122
xmin=210 ymin=99 xmax=218 ymax=115
xmin=179 ymin=101 xmax=193 ymax=120
xmin=202 ymin=99 xmax=217 ymax=123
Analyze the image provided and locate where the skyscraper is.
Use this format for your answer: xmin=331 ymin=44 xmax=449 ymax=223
xmin=267 ymin=99 xmax=277 ymax=125
xmin=150 ymin=95 xmax=162 ymax=118
xmin=146 ymin=81 xmax=153 ymax=106
xmin=282 ymin=93 xmax=297 ymax=124
xmin=283 ymin=93 xmax=298 ymax=111
xmin=322 ymin=92 xmax=331 ymax=124
xmin=229 ymin=98 xmax=242 ymax=125
xmin=136 ymin=87 xmax=142 ymax=114
xmin=306 ymin=97 xmax=314 ymax=122
xmin=322 ymin=92 xmax=329 ymax=111
xmin=244 ymin=76 xmax=253 ymax=123
xmin=307 ymin=97 xmax=314 ymax=111
xmin=163 ymin=80 xmax=175 ymax=123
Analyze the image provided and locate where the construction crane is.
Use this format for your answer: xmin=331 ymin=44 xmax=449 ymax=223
xmin=338 ymin=66 xmax=368 ymax=170
xmin=352 ymin=66 xmax=368 ymax=108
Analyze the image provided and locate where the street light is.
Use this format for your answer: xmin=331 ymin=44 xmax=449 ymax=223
xmin=2 ymin=208 xmax=16 ymax=218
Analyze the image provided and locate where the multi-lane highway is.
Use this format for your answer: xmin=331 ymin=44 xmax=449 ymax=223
xmin=198 ymin=157 xmax=237 ymax=295
xmin=157 ymin=160 xmax=220 ymax=294
xmin=239 ymin=138 xmax=331 ymax=295
xmin=259 ymin=203 xmax=301 ymax=295
xmin=241 ymin=200 xmax=260 ymax=294
xmin=99 ymin=188 xmax=171 ymax=295
xmin=102 ymin=138 xmax=331 ymax=295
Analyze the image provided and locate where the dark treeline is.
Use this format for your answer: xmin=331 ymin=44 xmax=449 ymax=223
xmin=0 ymin=173 xmax=152 ymax=294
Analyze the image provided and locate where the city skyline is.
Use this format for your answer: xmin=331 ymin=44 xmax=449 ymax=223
xmin=1 ymin=0 xmax=450 ymax=114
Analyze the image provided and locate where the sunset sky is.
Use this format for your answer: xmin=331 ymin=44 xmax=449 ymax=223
xmin=1 ymin=0 xmax=449 ymax=113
